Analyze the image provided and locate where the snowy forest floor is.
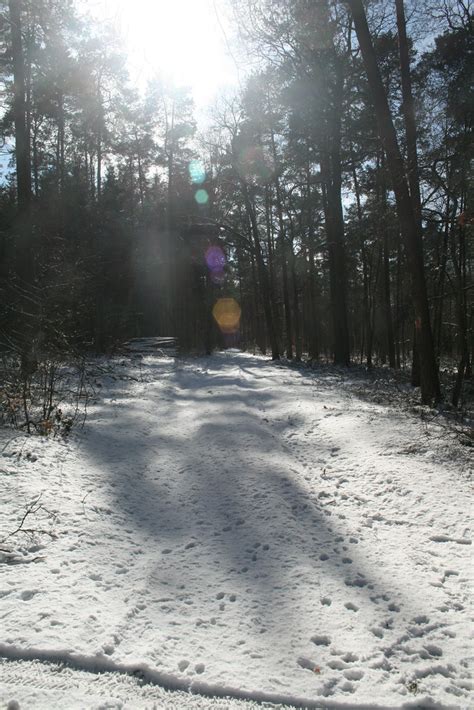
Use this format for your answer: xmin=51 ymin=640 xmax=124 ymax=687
xmin=0 ymin=350 xmax=472 ymax=710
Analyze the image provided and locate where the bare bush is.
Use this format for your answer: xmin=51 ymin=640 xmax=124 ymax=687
xmin=0 ymin=352 xmax=91 ymax=435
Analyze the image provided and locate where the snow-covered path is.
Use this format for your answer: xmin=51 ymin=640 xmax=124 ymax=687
xmin=1 ymin=352 xmax=472 ymax=709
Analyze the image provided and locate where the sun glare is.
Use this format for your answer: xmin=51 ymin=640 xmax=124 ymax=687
xmin=95 ymin=0 xmax=237 ymax=110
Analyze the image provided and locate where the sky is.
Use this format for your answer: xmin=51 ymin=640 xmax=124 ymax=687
xmin=88 ymin=0 xmax=241 ymax=119
xmin=0 ymin=1 xmax=241 ymax=180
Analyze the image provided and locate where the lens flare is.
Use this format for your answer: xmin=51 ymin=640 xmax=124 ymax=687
xmin=189 ymin=160 xmax=206 ymax=184
xmin=205 ymin=246 xmax=226 ymax=285
xmin=212 ymin=298 xmax=241 ymax=334
xmin=205 ymin=245 xmax=225 ymax=271
xmin=195 ymin=188 xmax=209 ymax=204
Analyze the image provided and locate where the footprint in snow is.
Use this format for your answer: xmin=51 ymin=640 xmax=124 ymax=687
xmin=312 ymin=634 xmax=331 ymax=646
xmin=345 ymin=575 xmax=367 ymax=588
xmin=297 ymin=656 xmax=318 ymax=671
xmin=420 ymin=644 xmax=443 ymax=658
xmin=345 ymin=602 xmax=359 ymax=612
xmin=344 ymin=668 xmax=364 ymax=681
xmin=328 ymin=659 xmax=346 ymax=670
xmin=341 ymin=681 xmax=355 ymax=693
xmin=20 ymin=590 xmax=37 ymax=601
xmin=370 ymin=626 xmax=384 ymax=638
xmin=342 ymin=652 xmax=359 ymax=663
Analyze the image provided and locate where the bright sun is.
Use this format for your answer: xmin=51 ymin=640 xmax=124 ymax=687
xmin=94 ymin=0 xmax=237 ymax=109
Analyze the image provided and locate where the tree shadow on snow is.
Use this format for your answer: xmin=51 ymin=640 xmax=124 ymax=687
xmin=78 ymin=352 xmax=422 ymax=662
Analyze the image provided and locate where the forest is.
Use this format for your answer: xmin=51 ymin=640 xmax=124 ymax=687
xmin=0 ymin=2 xmax=473 ymax=708
xmin=0 ymin=0 xmax=472 ymax=410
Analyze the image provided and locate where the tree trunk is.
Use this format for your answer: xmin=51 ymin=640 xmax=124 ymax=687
xmin=9 ymin=0 xmax=35 ymax=375
xmin=242 ymin=183 xmax=280 ymax=359
xmin=396 ymin=0 xmax=426 ymax=386
xmin=320 ymin=58 xmax=350 ymax=366
xmin=348 ymin=0 xmax=440 ymax=403
xmin=307 ymin=240 xmax=319 ymax=360
xmin=350 ymin=145 xmax=371 ymax=365
xmin=450 ymin=212 xmax=470 ymax=407
xmin=288 ymin=214 xmax=302 ymax=360
xmin=264 ymin=186 xmax=280 ymax=344
xmin=395 ymin=0 xmax=422 ymax=222
xmin=271 ymin=129 xmax=293 ymax=359
xmin=379 ymin=152 xmax=396 ymax=368
xmin=96 ymin=80 xmax=103 ymax=198
xmin=433 ymin=197 xmax=450 ymax=354
xmin=305 ymin=157 xmax=319 ymax=360
xmin=97 ymin=126 xmax=102 ymax=198
xmin=56 ymin=94 xmax=65 ymax=193
xmin=9 ymin=0 xmax=31 ymax=211
xmin=395 ymin=236 xmax=402 ymax=368
xmin=250 ymin=244 xmax=266 ymax=355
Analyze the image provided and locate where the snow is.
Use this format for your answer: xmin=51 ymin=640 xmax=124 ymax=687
xmin=0 ymin=351 xmax=472 ymax=709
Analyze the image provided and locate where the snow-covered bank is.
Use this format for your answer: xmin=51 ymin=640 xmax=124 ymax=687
xmin=1 ymin=352 xmax=472 ymax=708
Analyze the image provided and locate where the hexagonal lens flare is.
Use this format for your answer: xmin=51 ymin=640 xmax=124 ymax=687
xmin=212 ymin=298 xmax=241 ymax=334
